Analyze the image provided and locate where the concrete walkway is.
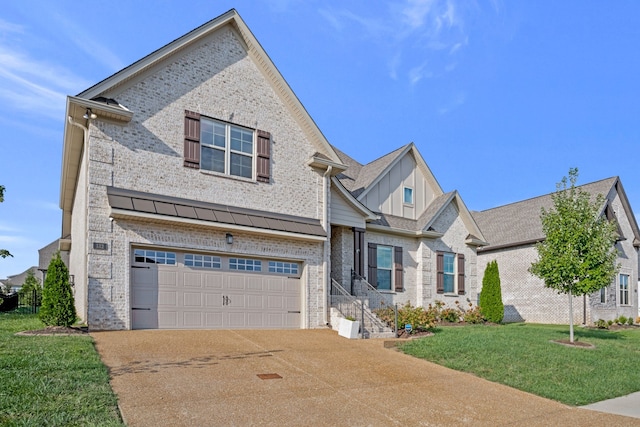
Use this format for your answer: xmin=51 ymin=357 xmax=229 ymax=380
xmin=92 ymin=329 xmax=639 ymax=426
xmin=582 ymin=392 xmax=640 ymax=420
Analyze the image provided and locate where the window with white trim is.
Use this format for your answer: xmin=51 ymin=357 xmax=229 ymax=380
xmin=403 ymin=187 xmax=414 ymax=204
xmin=201 ymin=118 xmax=254 ymax=179
xmin=442 ymin=253 xmax=455 ymax=293
xmin=185 ymin=254 xmax=221 ymax=269
xmin=268 ymin=261 xmax=299 ymax=275
xmin=229 ymin=258 xmax=262 ymax=272
xmin=619 ymin=274 xmax=629 ymax=305
xmin=134 ymin=249 xmax=176 ymax=265
xmin=376 ymin=246 xmax=393 ymax=290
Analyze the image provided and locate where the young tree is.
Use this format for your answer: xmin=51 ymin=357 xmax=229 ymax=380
xmin=530 ymin=168 xmax=619 ymax=343
xmin=480 ymin=260 xmax=504 ymax=323
xmin=0 ymin=185 xmax=12 ymax=259
xmin=39 ymin=252 xmax=76 ymax=327
xmin=19 ymin=269 xmax=42 ymax=307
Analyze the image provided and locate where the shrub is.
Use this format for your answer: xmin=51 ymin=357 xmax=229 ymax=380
xmin=462 ymin=303 xmax=485 ymax=324
xmin=617 ymin=316 xmax=628 ymax=325
xmin=397 ymin=303 xmax=437 ymax=332
xmin=39 ymin=252 xmax=76 ymax=327
xmin=627 ymin=317 xmax=634 ymax=326
xmin=636 ymin=317 xmax=640 ymax=325
xmin=607 ymin=319 xmax=614 ymax=326
xmin=595 ymin=319 xmax=608 ymax=329
xmin=479 ymin=260 xmax=504 ymax=323
xmin=439 ymin=307 xmax=460 ymax=323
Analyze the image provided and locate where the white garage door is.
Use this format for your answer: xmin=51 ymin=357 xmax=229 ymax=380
xmin=131 ymin=249 xmax=301 ymax=329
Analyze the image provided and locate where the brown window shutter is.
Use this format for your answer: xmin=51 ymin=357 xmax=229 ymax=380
xmin=457 ymin=253 xmax=465 ymax=295
xmin=256 ymin=130 xmax=271 ymax=183
xmin=394 ymin=246 xmax=403 ymax=292
xmin=436 ymin=252 xmax=444 ymax=294
xmin=184 ymin=110 xmax=200 ymax=169
xmin=367 ymin=243 xmax=377 ymax=287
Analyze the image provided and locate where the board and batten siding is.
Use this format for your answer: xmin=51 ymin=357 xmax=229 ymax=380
xmin=330 ymin=190 xmax=366 ymax=228
xmin=360 ymin=154 xmax=433 ymax=220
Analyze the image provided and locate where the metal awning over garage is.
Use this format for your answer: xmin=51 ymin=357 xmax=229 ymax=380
xmin=107 ymin=186 xmax=326 ymax=241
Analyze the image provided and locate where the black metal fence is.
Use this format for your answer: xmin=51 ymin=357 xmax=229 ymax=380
xmin=0 ymin=289 xmax=40 ymax=313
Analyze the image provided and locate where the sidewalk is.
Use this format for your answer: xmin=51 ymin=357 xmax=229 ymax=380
xmin=582 ymin=391 xmax=640 ymax=420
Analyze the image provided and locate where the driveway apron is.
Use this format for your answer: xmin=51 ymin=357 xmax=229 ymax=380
xmin=92 ymin=329 xmax=638 ymax=426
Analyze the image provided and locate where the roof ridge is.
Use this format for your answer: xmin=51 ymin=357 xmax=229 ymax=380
xmin=478 ymin=176 xmax=618 ymax=213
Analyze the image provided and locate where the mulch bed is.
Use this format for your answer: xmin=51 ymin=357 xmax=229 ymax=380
xmin=16 ymin=326 xmax=89 ymax=336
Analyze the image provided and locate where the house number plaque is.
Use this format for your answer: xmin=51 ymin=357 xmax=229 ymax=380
xmin=93 ymin=242 xmax=108 ymax=250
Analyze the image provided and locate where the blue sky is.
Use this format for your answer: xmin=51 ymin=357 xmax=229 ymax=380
xmin=1 ymin=0 xmax=639 ymax=279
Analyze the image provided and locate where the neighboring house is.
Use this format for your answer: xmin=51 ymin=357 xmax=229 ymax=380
xmin=1 ymin=267 xmax=38 ymax=293
xmin=58 ymin=9 xmax=486 ymax=331
xmin=0 ymin=239 xmax=68 ymax=294
xmin=473 ymin=177 xmax=640 ymax=324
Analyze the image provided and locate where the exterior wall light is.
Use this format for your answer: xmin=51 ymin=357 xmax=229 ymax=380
xmin=226 ymin=233 xmax=233 ymax=244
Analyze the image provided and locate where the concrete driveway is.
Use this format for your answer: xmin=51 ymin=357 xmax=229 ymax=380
xmin=92 ymin=329 xmax=637 ymax=426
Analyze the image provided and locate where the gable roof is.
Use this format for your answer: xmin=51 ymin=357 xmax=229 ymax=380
xmin=60 ymin=9 xmax=345 ymax=236
xmin=366 ymin=190 xmax=487 ymax=245
xmin=334 ymin=143 xmax=444 ymax=200
xmin=473 ymin=177 xmax=640 ymax=251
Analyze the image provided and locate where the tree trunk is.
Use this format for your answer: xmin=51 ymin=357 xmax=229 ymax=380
xmin=568 ymin=288 xmax=574 ymax=343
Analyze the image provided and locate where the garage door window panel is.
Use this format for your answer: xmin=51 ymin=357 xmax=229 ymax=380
xmin=185 ymin=254 xmax=221 ymax=269
xmin=134 ymin=249 xmax=176 ymax=265
xmin=230 ymin=258 xmax=262 ymax=272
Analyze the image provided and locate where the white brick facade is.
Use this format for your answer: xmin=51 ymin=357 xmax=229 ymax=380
xmin=477 ymin=190 xmax=639 ymax=325
xmin=68 ymin=23 xmax=330 ymax=330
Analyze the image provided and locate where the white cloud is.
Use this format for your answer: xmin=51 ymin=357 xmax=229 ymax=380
xmin=402 ymin=0 xmax=437 ymax=29
xmin=0 ymin=18 xmax=24 ymax=33
xmin=319 ymin=1 xmax=471 ymax=86
xmin=52 ymin=13 xmax=125 ymax=72
xmin=438 ymin=92 xmax=466 ymax=114
xmin=0 ymin=22 xmax=93 ymax=119
xmin=409 ymin=62 xmax=433 ymax=85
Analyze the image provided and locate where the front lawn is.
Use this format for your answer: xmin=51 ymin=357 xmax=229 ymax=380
xmin=0 ymin=312 xmax=124 ymax=426
xmin=401 ymin=323 xmax=640 ymax=406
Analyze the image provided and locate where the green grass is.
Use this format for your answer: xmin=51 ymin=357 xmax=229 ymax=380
xmin=401 ymin=323 xmax=640 ymax=406
xmin=0 ymin=312 xmax=124 ymax=426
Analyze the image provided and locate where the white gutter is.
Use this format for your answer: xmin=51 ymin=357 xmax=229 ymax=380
xmin=322 ymin=165 xmax=332 ymax=326
xmin=67 ymin=115 xmax=90 ymax=323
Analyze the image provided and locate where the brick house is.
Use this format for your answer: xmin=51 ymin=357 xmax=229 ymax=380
xmin=59 ymin=10 xmax=485 ymax=331
xmin=474 ymin=177 xmax=640 ymax=324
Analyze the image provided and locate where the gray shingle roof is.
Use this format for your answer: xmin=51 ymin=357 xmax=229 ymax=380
xmin=333 ymin=144 xmax=409 ymax=197
xmin=473 ymin=177 xmax=617 ymax=251
xmin=369 ymin=192 xmax=456 ymax=233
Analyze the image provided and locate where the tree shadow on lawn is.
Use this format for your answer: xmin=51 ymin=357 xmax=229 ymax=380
xmin=550 ymin=327 xmax=624 ymax=341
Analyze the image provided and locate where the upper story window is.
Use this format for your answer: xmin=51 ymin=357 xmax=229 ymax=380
xmin=201 ymin=118 xmax=254 ymax=179
xmin=184 ymin=110 xmax=271 ymax=183
xmin=403 ymin=187 xmax=414 ymax=205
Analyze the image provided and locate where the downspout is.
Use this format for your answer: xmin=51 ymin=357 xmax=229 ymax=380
xmin=323 ymin=165 xmax=332 ymax=326
xmin=67 ymin=116 xmax=91 ymax=324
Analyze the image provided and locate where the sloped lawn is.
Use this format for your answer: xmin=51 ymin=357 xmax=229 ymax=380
xmin=401 ymin=323 xmax=640 ymax=406
xmin=0 ymin=312 xmax=124 ymax=426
